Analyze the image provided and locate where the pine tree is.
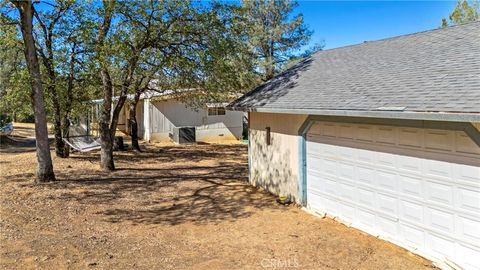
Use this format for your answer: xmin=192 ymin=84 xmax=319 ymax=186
xmin=442 ymin=0 xmax=479 ymax=27
xmin=241 ymin=0 xmax=312 ymax=81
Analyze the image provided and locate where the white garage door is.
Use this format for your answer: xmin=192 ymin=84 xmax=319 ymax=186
xmin=306 ymin=121 xmax=480 ymax=270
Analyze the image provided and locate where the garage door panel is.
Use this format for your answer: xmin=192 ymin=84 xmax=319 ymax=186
xmin=306 ymin=155 xmax=324 ymax=173
xmin=457 ymin=187 xmax=480 ymax=213
xmin=455 ymin=164 xmax=480 ymax=185
xmin=427 ymin=233 xmax=456 ymax=260
xmin=425 ymin=181 xmax=453 ymax=205
xmin=376 ymin=151 xmax=396 ymax=168
xmin=375 ymin=126 xmax=396 ymax=145
xmin=425 ymin=129 xmax=455 ymax=152
xmin=400 ymin=200 xmax=424 ymax=223
xmin=356 ymin=148 xmax=375 ymax=163
xmin=338 ymin=124 xmax=355 ymax=139
xmin=377 ymin=215 xmax=399 ymax=238
xmin=336 ymin=145 xmax=356 ymax=160
xmin=399 ymin=175 xmax=423 ymax=198
xmin=357 ymin=166 xmax=376 ymax=186
xmin=398 ymin=128 xmax=423 ymax=148
xmin=456 ymin=132 xmax=480 ymax=155
xmin=307 ymin=195 xmax=326 ymax=216
xmin=357 ymin=208 xmax=376 ymax=229
xmin=338 ymin=182 xmax=356 ymax=201
xmin=317 ymin=122 xmax=337 ymax=137
xmin=338 ymin=202 xmax=356 ymax=223
xmin=377 ymin=193 xmax=398 ymax=215
xmin=320 ymin=157 xmax=337 ymax=177
xmin=397 ymin=155 xmax=423 ymax=174
xmin=457 ymin=215 xmax=480 ymax=242
xmin=426 ymin=207 xmax=455 ymax=234
xmin=306 ymin=139 xmax=331 ymax=157
xmin=357 ymin=187 xmax=375 ymax=207
xmin=307 ymin=172 xmax=330 ymax=195
xmin=356 ymin=125 xmax=374 ymax=142
xmin=321 ymin=196 xmax=339 ymax=216
xmin=457 ymin=244 xmax=480 ymax=270
xmin=400 ymin=223 xmax=426 ymax=248
xmin=425 ymin=159 xmax=453 ymax=179
xmin=306 ymin=121 xmax=480 ymax=269
xmin=338 ymin=162 xmax=355 ymax=181
xmin=322 ymin=177 xmax=338 ymax=196
xmin=376 ymin=170 xmax=397 ymax=191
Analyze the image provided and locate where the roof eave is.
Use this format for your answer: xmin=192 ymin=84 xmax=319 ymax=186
xmin=226 ymin=107 xmax=480 ymax=122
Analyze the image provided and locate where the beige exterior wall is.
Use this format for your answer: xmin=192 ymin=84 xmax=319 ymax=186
xmin=473 ymin=122 xmax=480 ymax=132
xmin=249 ymin=112 xmax=307 ymax=202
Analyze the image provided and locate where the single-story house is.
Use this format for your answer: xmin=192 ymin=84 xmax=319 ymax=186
xmin=228 ymin=22 xmax=480 ymax=269
xmin=92 ymin=91 xmax=246 ymax=143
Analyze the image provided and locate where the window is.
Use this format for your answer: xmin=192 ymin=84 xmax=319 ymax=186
xmin=208 ymin=107 xmax=226 ymax=116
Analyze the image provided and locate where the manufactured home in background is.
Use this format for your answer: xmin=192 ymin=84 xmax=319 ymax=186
xmin=91 ymin=91 xmax=245 ymax=143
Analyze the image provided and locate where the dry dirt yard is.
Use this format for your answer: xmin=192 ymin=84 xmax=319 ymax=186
xmin=0 ymin=126 xmax=436 ymax=269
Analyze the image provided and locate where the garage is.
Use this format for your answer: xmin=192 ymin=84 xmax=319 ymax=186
xmin=305 ymin=120 xmax=480 ymax=269
xmin=229 ymin=23 xmax=480 ymax=269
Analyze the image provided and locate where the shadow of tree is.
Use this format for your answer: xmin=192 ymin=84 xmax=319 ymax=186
xmin=11 ymin=144 xmax=278 ymax=226
xmin=0 ymin=136 xmax=38 ymax=154
xmin=69 ymin=144 xmax=248 ymax=164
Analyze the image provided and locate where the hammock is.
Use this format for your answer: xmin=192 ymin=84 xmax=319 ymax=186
xmin=63 ymin=136 xmax=101 ymax=152
xmin=0 ymin=122 xmax=13 ymax=136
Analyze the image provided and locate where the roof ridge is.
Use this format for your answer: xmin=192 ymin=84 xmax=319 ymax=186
xmin=311 ymin=20 xmax=480 ymax=57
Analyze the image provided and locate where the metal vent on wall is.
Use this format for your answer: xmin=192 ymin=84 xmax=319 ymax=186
xmin=171 ymin=127 xmax=196 ymax=144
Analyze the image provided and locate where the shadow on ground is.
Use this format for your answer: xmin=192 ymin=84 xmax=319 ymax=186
xmin=10 ymin=144 xmax=275 ymax=226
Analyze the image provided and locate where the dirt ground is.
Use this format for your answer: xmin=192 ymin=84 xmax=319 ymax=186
xmin=0 ymin=124 xmax=435 ymax=269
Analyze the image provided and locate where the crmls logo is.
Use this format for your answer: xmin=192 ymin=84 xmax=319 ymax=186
xmin=260 ymin=258 xmax=300 ymax=268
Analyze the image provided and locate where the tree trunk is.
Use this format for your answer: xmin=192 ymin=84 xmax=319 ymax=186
xmin=62 ymin=115 xmax=70 ymax=157
xmin=14 ymin=0 xmax=55 ymax=182
xmin=99 ymin=69 xmax=115 ymax=171
xmin=265 ymin=64 xmax=275 ymax=81
xmin=49 ymin=85 xmax=66 ymax=157
xmin=99 ymin=126 xmax=114 ymax=170
xmin=34 ymin=5 xmax=66 ymax=158
xmin=61 ymin=42 xmax=77 ymax=158
xmin=129 ymin=92 xmax=141 ymax=151
xmin=96 ymin=0 xmax=115 ymax=171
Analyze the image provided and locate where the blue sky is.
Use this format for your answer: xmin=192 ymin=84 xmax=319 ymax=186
xmin=296 ymin=1 xmax=457 ymax=50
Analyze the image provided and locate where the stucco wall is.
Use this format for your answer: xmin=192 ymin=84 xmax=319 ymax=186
xmin=249 ymin=112 xmax=307 ymax=202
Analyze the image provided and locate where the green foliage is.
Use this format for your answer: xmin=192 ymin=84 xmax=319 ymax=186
xmin=1 ymin=0 xmax=95 ymax=124
xmin=0 ymin=114 xmax=12 ymax=127
xmin=1 ymin=0 xmax=313 ymax=120
xmin=283 ymin=41 xmax=324 ymax=71
xmin=0 ymin=17 xmax=34 ymax=122
xmin=241 ymin=0 xmax=312 ymax=80
xmin=442 ymin=0 xmax=479 ymax=27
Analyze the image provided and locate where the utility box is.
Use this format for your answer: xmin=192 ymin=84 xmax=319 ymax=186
xmin=172 ymin=127 xmax=196 ymax=144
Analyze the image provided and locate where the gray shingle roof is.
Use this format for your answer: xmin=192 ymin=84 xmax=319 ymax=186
xmin=229 ymin=22 xmax=480 ymax=122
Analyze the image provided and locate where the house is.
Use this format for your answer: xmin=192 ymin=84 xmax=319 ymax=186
xmin=92 ymin=91 xmax=245 ymax=143
xmin=228 ymin=22 xmax=480 ymax=269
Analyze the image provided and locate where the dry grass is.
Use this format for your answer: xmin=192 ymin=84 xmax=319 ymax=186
xmin=0 ymin=125 xmax=435 ymax=269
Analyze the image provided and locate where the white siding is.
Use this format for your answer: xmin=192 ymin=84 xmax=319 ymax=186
xmin=146 ymin=99 xmax=243 ymax=142
xmin=306 ymin=121 xmax=480 ymax=270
